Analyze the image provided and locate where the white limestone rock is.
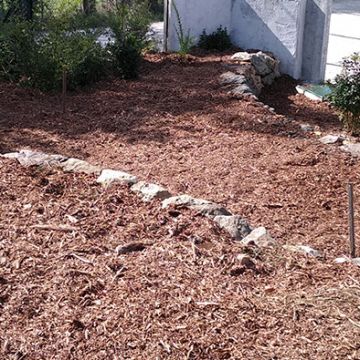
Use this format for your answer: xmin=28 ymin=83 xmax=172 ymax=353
xmin=283 ymin=244 xmax=322 ymax=258
xmin=341 ymin=143 xmax=360 ymax=157
xmin=162 ymin=195 xmax=211 ymax=209
xmin=241 ymin=226 xmax=275 ymax=247
xmin=97 ymin=169 xmax=137 ymax=186
xmin=162 ymin=195 xmax=230 ymax=218
xmin=231 ymin=52 xmax=252 ymax=61
xmin=213 ymin=215 xmax=252 ymax=240
xmin=131 ymin=181 xmax=171 ymax=201
xmin=319 ymin=134 xmax=343 ymax=145
xmin=251 ymin=52 xmax=279 ymax=76
xmin=1 ymin=150 xmax=67 ymax=167
xmin=61 ymin=158 xmax=101 ymax=175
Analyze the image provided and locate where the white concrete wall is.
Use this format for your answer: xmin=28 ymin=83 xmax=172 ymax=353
xmin=167 ymin=0 xmax=332 ymax=81
xmin=231 ymin=0 xmax=307 ymax=78
xmin=167 ymin=0 xmax=232 ymax=51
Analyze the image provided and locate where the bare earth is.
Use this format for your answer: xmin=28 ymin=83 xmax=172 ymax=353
xmin=1 ymin=53 xmax=360 ymax=359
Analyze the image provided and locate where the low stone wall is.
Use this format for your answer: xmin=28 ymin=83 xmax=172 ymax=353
xmin=220 ymin=51 xmax=280 ymax=98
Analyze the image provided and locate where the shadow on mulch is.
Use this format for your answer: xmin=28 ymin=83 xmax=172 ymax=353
xmin=260 ymin=76 xmax=341 ymax=132
xmin=0 ymin=54 xmax=332 ymax=158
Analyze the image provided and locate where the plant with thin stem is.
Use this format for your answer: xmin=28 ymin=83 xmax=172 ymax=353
xmin=172 ymin=1 xmax=193 ymax=56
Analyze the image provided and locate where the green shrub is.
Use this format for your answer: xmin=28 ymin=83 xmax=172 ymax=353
xmin=0 ymin=22 xmax=107 ymax=91
xmin=198 ymin=26 xmax=232 ymax=51
xmin=109 ymin=1 xmax=151 ymax=79
xmin=330 ymin=53 xmax=360 ymax=135
xmin=0 ymin=1 xmax=151 ymax=90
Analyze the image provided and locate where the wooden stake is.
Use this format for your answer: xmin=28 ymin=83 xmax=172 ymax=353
xmin=62 ymin=70 xmax=67 ymax=114
xmin=348 ymin=183 xmax=356 ymax=258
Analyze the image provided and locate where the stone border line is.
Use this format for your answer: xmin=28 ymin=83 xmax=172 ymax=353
xmin=2 ymin=149 xmax=347 ymax=262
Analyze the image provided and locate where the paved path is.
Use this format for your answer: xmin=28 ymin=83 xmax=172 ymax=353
xmin=325 ymin=0 xmax=360 ymax=80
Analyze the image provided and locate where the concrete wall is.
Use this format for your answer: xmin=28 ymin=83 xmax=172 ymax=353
xmin=302 ymin=0 xmax=332 ymax=82
xmin=167 ymin=0 xmax=232 ymax=51
xmin=230 ymin=0 xmax=307 ymax=78
xmin=167 ymin=0 xmax=332 ymax=82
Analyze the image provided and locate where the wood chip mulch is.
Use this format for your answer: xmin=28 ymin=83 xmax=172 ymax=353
xmin=1 ymin=53 xmax=360 ymax=358
xmin=1 ymin=158 xmax=360 ymax=359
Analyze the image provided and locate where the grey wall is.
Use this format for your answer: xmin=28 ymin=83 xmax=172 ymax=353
xmin=167 ymin=0 xmax=332 ymax=82
xmin=302 ymin=0 xmax=332 ymax=82
xmin=167 ymin=0 xmax=232 ymax=51
xmin=230 ymin=0 xmax=307 ymax=78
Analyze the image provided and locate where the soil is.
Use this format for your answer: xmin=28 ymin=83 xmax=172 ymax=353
xmin=1 ymin=53 xmax=360 ymax=359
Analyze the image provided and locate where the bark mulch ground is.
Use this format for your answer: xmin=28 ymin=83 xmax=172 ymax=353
xmin=1 ymin=53 xmax=360 ymax=358
xmin=1 ymin=158 xmax=360 ymax=359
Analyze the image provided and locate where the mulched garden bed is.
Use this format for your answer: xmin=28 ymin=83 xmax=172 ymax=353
xmin=1 ymin=158 xmax=360 ymax=359
xmin=1 ymin=53 xmax=360 ymax=358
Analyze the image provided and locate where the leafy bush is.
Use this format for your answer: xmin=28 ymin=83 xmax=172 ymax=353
xmin=109 ymin=1 xmax=151 ymax=79
xmin=0 ymin=22 xmax=108 ymax=91
xmin=330 ymin=53 xmax=360 ymax=134
xmin=0 ymin=1 xmax=151 ymax=90
xmin=198 ymin=26 xmax=232 ymax=51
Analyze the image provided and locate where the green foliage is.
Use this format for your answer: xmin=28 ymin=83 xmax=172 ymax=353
xmin=329 ymin=53 xmax=360 ymax=135
xmin=0 ymin=22 xmax=107 ymax=91
xmin=198 ymin=26 xmax=232 ymax=51
xmin=108 ymin=1 xmax=151 ymax=79
xmin=0 ymin=1 xmax=152 ymax=90
xmin=172 ymin=1 xmax=194 ymax=56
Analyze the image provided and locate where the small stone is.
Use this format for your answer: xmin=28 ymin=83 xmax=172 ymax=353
xmin=97 ymin=169 xmax=137 ymax=186
xmin=61 ymin=158 xmax=101 ymax=175
xmin=230 ymin=84 xmax=255 ymax=96
xmin=334 ymin=257 xmax=360 ymax=266
xmin=284 ymin=244 xmax=322 ymax=258
xmin=131 ymin=181 xmax=171 ymax=201
xmin=213 ymin=215 xmax=252 ymax=240
xmin=251 ymin=52 xmax=278 ymax=76
xmin=1 ymin=150 xmax=67 ymax=167
xmin=300 ymin=124 xmax=313 ymax=132
xmin=241 ymin=227 xmax=275 ymax=247
xmin=220 ymin=72 xmax=247 ymax=86
xmin=334 ymin=257 xmax=349 ymax=264
xmin=0 ymin=257 xmax=7 ymax=266
xmin=115 ymin=242 xmax=146 ymax=255
xmin=262 ymin=72 xmax=277 ymax=86
xmin=231 ymin=52 xmax=252 ymax=61
xmin=341 ymin=143 xmax=360 ymax=157
xmin=236 ymin=254 xmax=255 ymax=268
xmin=162 ymin=195 xmax=229 ymax=217
xmin=162 ymin=195 xmax=211 ymax=209
xmin=191 ymin=203 xmax=232 ymax=218
xmin=351 ymin=258 xmax=360 ymax=267
xmin=319 ymin=135 xmax=343 ymax=145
